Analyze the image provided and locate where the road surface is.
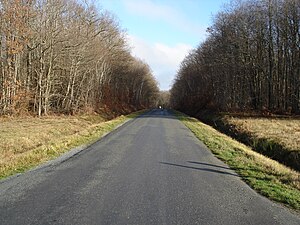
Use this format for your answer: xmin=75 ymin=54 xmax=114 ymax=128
xmin=0 ymin=109 xmax=299 ymax=225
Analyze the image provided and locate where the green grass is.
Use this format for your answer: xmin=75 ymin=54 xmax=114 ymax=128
xmin=0 ymin=110 xmax=144 ymax=180
xmin=176 ymin=112 xmax=300 ymax=210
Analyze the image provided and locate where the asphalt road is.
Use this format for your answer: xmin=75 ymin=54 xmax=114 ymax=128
xmin=0 ymin=109 xmax=299 ymax=225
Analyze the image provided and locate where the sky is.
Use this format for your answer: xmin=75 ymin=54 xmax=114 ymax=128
xmin=97 ymin=0 xmax=229 ymax=90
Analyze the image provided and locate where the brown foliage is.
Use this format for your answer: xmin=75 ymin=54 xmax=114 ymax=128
xmin=0 ymin=0 xmax=159 ymax=116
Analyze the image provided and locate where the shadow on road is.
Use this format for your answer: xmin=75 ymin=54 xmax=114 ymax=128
xmin=160 ymin=161 xmax=239 ymax=177
xmin=137 ymin=109 xmax=198 ymax=122
xmin=187 ymin=161 xmax=233 ymax=171
xmin=138 ymin=109 xmax=177 ymax=120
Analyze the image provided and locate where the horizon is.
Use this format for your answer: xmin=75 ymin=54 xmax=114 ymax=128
xmin=97 ymin=0 xmax=229 ymax=91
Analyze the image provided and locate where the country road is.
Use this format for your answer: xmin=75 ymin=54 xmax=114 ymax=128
xmin=0 ymin=109 xmax=299 ymax=225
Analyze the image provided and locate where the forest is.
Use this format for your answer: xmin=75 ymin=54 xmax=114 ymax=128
xmin=170 ymin=0 xmax=300 ymax=115
xmin=0 ymin=0 xmax=159 ymax=116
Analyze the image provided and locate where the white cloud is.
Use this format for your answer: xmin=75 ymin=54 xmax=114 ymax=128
xmin=128 ymin=35 xmax=192 ymax=90
xmin=123 ymin=0 xmax=179 ymax=21
xmin=123 ymin=0 xmax=206 ymax=39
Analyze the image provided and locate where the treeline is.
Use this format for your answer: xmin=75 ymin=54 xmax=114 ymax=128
xmin=171 ymin=0 xmax=300 ymax=115
xmin=0 ymin=0 xmax=159 ymax=116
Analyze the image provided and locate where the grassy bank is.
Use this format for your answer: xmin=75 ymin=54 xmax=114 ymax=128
xmin=224 ymin=116 xmax=300 ymax=169
xmin=0 ymin=111 xmax=142 ymax=180
xmin=177 ymin=112 xmax=300 ymax=210
xmin=199 ymin=113 xmax=300 ymax=171
xmin=225 ymin=117 xmax=300 ymax=150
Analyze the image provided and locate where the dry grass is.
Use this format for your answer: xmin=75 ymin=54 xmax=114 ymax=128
xmin=177 ymin=112 xmax=300 ymax=210
xmin=0 ymin=115 xmax=104 ymax=156
xmin=225 ymin=117 xmax=300 ymax=151
xmin=0 ymin=112 xmax=141 ymax=179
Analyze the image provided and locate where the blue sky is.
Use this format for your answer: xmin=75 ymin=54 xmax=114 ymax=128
xmin=97 ymin=0 xmax=229 ymax=90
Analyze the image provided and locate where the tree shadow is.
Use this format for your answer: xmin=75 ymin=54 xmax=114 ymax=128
xmin=137 ymin=109 xmax=178 ymax=120
xmin=159 ymin=162 xmax=239 ymax=177
xmin=187 ymin=161 xmax=232 ymax=171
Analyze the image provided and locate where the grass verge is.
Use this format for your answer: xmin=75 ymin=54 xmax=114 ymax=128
xmin=0 ymin=111 xmax=143 ymax=180
xmin=223 ymin=116 xmax=300 ymax=170
xmin=176 ymin=112 xmax=300 ymax=210
xmin=225 ymin=116 xmax=300 ymax=151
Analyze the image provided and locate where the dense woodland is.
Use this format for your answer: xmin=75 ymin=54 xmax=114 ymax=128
xmin=171 ymin=0 xmax=300 ymax=115
xmin=0 ymin=0 xmax=159 ymax=116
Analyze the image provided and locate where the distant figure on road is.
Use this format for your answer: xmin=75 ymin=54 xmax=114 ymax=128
xmin=158 ymin=106 xmax=162 ymax=109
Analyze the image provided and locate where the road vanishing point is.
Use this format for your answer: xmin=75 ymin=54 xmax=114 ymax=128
xmin=0 ymin=110 xmax=299 ymax=225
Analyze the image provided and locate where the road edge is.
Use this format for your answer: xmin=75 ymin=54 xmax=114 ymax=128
xmin=0 ymin=111 xmax=148 ymax=184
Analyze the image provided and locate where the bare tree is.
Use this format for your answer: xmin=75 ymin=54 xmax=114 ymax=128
xmin=171 ymin=0 xmax=300 ymax=115
xmin=0 ymin=0 xmax=159 ymax=116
